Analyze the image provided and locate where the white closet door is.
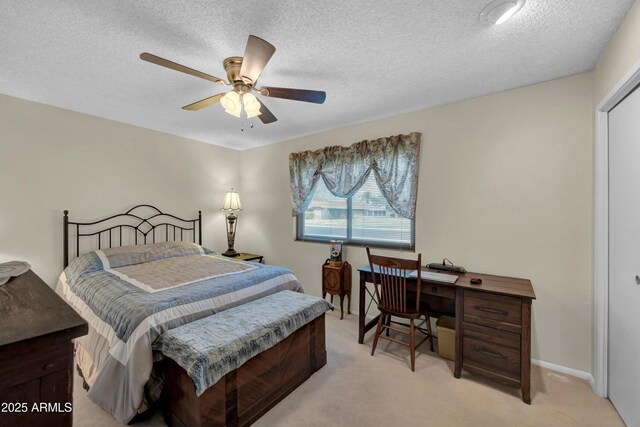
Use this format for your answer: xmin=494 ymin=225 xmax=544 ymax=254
xmin=609 ymin=85 xmax=640 ymax=427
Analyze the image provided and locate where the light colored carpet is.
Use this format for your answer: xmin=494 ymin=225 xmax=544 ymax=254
xmin=73 ymin=310 xmax=624 ymax=427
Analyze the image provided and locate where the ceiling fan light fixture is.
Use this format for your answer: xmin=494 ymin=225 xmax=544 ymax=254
xmin=242 ymin=93 xmax=262 ymax=118
xmin=480 ymin=0 xmax=525 ymax=25
xmin=221 ymin=91 xmax=242 ymax=117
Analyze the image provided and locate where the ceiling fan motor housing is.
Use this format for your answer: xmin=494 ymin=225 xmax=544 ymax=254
xmin=224 ymin=57 xmax=247 ymax=84
xmin=224 ymin=56 xmax=254 ymax=95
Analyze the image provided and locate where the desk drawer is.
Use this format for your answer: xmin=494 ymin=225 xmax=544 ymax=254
xmin=464 ymin=290 xmax=522 ymax=333
xmin=463 ymin=323 xmax=520 ymax=380
xmin=424 ymin=283 xmax=455 ymax=299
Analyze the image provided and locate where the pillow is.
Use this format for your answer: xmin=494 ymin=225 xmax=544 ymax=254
xmin=98 ymin=241 xmax=207 ymax=269
xmin=64 ymin=242 xmax=215 ymax=282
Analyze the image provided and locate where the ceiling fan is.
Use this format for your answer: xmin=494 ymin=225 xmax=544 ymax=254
xmin=140 ymin=35 xmax=326 ymax=124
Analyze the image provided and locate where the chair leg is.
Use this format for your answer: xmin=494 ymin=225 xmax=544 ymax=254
xmin=425 ymin=313 xmax=434 ymax=352
xmin=410 ymin=319 xmax=416 ymax=371
xmin=385 ymin=313 xmax=391 ymax=336
xmin=371 ymin=314 xmax=385 ymax=356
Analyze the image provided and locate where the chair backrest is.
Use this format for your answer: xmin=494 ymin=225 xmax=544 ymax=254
xmin=366 ymin=247 xmax=422 ymax=314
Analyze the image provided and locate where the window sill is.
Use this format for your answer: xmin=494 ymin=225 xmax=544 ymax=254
xmin=295 ymin=237 xmax=415 ymax=252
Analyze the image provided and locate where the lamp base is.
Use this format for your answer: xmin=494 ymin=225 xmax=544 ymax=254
xmin=222 ymin=249 xmax=240 ymax=257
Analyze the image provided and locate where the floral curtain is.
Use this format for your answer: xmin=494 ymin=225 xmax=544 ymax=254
xmin=288 ymin=132 xmax=421 ymax=219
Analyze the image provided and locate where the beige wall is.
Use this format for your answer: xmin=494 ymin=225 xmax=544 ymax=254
xmin=239 ymin=72 xmax=594 ymax=372
xmin=0 ymin=93 xmax=240 ymax=285
xmin=593 ymin=0 xmax=640 ymax=105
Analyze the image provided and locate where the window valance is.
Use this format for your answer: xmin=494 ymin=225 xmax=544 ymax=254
xmin=288 ymin=132 xmax=421 ymax=219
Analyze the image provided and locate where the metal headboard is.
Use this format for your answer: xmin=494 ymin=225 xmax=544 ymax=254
xmin=63 ymin=204 xmax=202 ymax=268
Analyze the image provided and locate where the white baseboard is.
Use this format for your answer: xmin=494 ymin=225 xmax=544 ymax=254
xmin=352 ymin=314 xmax=599 ymax=392
xmin=532 ymin=358 xmax=595 ymax=386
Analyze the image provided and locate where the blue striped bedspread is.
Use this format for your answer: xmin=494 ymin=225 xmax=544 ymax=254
xmin=59 ymin=242 xmax=303 ymax=365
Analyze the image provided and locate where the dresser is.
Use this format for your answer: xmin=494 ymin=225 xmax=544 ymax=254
xmin=322 ymin=260 xmax=352 ymax=319
xmin=0 ymin=270 xmax=88 ymax=427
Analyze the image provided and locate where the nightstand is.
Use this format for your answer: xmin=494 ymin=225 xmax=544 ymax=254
xmin=223 ymin=252 xmax=264 ymax=263
xmin=322 ymin=260 xmax=352 ymax=319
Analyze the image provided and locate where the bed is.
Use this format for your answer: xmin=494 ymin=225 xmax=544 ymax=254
xmin=56 ymin=205 xmax=304 ymax=424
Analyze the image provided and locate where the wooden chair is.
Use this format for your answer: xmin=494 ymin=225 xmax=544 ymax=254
xmin=366 ymin=247 xmax=434 ymax=371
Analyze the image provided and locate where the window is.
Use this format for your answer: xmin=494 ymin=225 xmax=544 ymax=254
xmin=297 ymin=174 xmax=415 ymax=250
xmin=289 ymin=132 xmax=420 ymax=250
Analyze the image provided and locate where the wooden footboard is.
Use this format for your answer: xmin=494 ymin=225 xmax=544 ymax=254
xmin=162 ymin=314 xmax=327 ymax=427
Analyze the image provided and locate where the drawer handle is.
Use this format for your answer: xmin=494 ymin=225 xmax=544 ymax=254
xmin=431 ymin=286 xmax=437 ymax=293
xmin=477 ymin=349 xmax=507 ymax=360
xmin=474 ymin=305 xmax=508 ymax=316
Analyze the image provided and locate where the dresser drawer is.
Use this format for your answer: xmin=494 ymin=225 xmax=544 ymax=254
xmin=424 ymin=283 xmax=455 ymax=299
xmin=464 ymin=289 xmax=522 ymax=333
xmin=463 ymin=322 xmax=521 ymax=381
xmin=0 ymin=342 xmax=72 ymax=390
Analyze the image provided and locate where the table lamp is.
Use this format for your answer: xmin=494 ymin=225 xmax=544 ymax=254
xmin=221 ymin=189 xmax=242 ymax=256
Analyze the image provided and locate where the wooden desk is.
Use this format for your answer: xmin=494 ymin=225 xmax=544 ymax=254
xmin=358 ymin=266 xmax=536 ymax=403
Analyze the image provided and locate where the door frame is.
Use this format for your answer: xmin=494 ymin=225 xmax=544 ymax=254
xmin=594 ymin=58 xmax=640 ymax=397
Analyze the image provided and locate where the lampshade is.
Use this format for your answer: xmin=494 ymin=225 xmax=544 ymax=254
xmin=221 ymin=190 xmax=242 ymax=211
xmin=242 ymin=93 xmax=262 ymax=118
xmin=221 ymin=91 xmax=241 ymax=118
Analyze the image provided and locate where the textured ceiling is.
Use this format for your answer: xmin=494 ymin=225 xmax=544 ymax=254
xmin=0 ymin=1 xmax=634 ymax=150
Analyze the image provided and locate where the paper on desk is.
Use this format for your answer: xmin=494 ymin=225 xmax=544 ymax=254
xmin=409 ymin=270 xmax=458 ymax=284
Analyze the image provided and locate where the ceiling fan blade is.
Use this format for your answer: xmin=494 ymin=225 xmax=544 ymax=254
xmin=258 ymin=100 xmax=277 ymax=124
xmin=182 ymin=93 xmax=226 ymax=111
xmin=260 ymin=86 xmax=326 ymax=104
xmin=239 ymin=35 xmax=276 ymax=85
xmin=140 ymin=53 xmax=226 ymax=85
